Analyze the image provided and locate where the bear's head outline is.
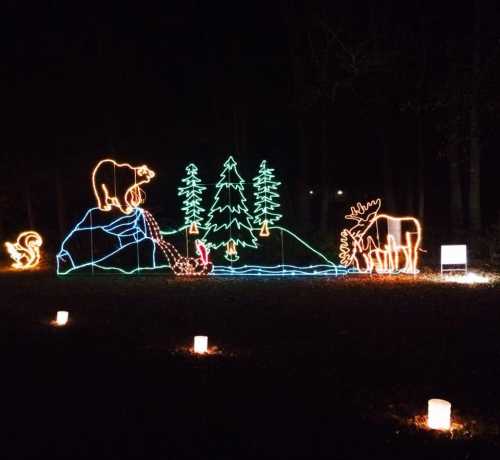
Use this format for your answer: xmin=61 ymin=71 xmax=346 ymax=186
xmin=136 ymin=165 xmax=155 ymax=182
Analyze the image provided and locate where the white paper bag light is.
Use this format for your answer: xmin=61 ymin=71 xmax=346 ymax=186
xmin=428 ymin=399 xmax=451 ymax=430
xmin=56 ymin=310 xmax=69 ymax=326
xmin=194 ymin=336 xmax=208 ymax=354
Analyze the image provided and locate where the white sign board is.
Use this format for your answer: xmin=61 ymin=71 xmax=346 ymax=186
xmin=388 ymin=219 xmax=401 ymax=246
xmin=441 ymin=245 xmax=467 ymax=273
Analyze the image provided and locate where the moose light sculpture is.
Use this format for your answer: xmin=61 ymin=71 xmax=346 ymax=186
xmin=339 ymin=198 xmax=422 ymax=274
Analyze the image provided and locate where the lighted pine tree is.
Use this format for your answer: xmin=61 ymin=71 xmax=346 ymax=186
xmin=203 ymin=156 xmax=258 ymax=261
xmin=253 ymin=160 xmax=282 ymax=236
xmin=178 ymin=163 xmax=206 ymax=234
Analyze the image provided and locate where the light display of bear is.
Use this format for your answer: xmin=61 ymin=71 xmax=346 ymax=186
xmin=57 ymin=158 xmax=211 ymax=276
xmin=92 ymin=158 xmax=156 ymax=215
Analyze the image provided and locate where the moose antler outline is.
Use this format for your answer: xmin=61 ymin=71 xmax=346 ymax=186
xmin=345 ymin=198 xmax=381 ymax=222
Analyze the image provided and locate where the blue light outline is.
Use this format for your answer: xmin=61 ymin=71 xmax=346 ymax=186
xmin=161 ymin=224 xmax=352 ymax=276
xmin=57 ymin=207 xmax=169 ymax=275
xmin=57 ymin=211 xmax=352 ymax=276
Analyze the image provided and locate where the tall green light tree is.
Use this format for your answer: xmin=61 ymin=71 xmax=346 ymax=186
xmin=178 ymin=163 xmax=206 ymax=234
xmin=252 ymin=160 xmax=282 ymax=236
xmin=203 ymin=156 xmax=257 ymax=261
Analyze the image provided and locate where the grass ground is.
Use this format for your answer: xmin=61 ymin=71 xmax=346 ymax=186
xmin=2 ymin=270 xmax=500 ymax=459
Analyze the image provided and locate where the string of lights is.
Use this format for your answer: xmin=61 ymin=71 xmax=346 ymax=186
xmin=5 ymin=231 xmax=43 ymax=269
xmin=143 ymin=209 xmax=212 ymax=276
xmin=211 ymin=264 xmax=353 ymax=276
xmin=92 ymin=158 xmax=155 ymax=214
xmin=178 ymin=163 xmax=206 ymax=235
xmin=339 ymin=198 xmax=422 ymax=274
xmin=202 ymin=156 xmax=258 ymax=262
xmin=161 ymin=224 xmax=343 ymax=276
xmin=253 ymin=160 xmax=282 ymax=237
xmin=57 ymin=207 xmax=167 ymax=275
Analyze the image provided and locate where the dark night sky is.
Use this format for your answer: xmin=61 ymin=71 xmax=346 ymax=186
xmin=1 ymin=1 xmax=500 ymax=249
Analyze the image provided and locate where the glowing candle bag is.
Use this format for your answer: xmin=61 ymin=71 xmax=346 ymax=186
xmin=427 ymin=399 xmax=451 ymax=430
xmin=194 ymin=336 xmax=208 ymax=354
xmin=56 ymin=311 xmax=69 ymax=326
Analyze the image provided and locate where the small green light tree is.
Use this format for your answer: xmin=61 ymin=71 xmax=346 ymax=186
xmin=178 ymin=163 xmax=206 ymax=234
xmin=203 ymin=156 xmax=257 ymax=261
xmin=253 ymin=160 xmax=282 ymax=236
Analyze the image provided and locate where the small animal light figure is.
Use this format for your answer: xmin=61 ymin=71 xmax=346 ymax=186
xmin=5 ymin=231 xmax=43 ymax=269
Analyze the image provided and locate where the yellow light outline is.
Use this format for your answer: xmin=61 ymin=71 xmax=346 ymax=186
xmin=259 ymin=220 xmax=270 ymax=237
xmin=92 ymin=158 xmax=156 ymax=214
xmin=339 ymin=198 xmax=422 ymax=274
xmin=143 ymin=209 xmax=212 ymax=276
xmin=226 ymin=239 xmax=237 ymax=257
xmin=5 ymin=231 xmax=43 ymax=269
xmin=188 ymin=221 xmax=200 ymax=235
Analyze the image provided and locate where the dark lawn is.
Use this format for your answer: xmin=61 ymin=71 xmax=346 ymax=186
xmin=2 ymin=272 xmax=500 ymax=459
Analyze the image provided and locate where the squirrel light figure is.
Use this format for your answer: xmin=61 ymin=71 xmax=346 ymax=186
xmin=5 ymin=231 xmax=43 ymax=269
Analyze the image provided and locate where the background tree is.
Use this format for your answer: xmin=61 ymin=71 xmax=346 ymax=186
xmin=3 ymin=2 xmax=500 ymax=257
xmin=253 ymin=160 xmax=282 ymax=235
xmin=282 ymin=1 xmax=312 ymax=231
xmin=203 ymin=156 xmax=257 ymax=262
xmin=178 ymin=163 xmax=206 ymax=234
xmin=442 ymin=42 xmax=465 ymax=237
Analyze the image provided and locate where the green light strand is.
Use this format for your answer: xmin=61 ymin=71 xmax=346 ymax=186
xmin=177 ymin=163 xmax=206 ymax=228
xmin=253 ymin=160 xmax=282 ymax=226
xmin=202 ymin=156 xmax=258 ymax=261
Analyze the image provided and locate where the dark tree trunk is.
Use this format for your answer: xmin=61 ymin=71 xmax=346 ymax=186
xmin=405 ymin=174 xmax=414 ymax=215
xmin=449 ymin=150 xmax=464 ymax=234
xmin=296 ymin=117 xmax=310 ymax=230
xmin=468 ymin=0 xmax=482 ymax=233
xmin=240 ymin=107 xmax=247 ymax=158
xmin=211 ymin=93 xmax=220 ymax=153
xmin=319 ymin=116 xmax=330 ymax=233
xmin=383 ymin=152 xmax=395 ymax=213
xmin=25 ymin=184 xmax=34 ymax=229
xmin=415 ymin=11 xmax=428 ymax=224
xmin=282 ymin=2 xmax=311 ymax=231
xmin=232 ymin=108 xmax=239 ymax=155
xmin=56 ymin=171 xmax=66 ymax=239
xmin=380 ymin=130 xmax=395 ymax=213
xmin=469 ymin=96 xmax=481 ymax=233
xmin=447 ymin=62 xmax=464 ymax=235
xmin=416 ymin=113 xmax=425 ymax=222
xmin=448 ymin=124 xmax=464 ymax=234
xmin=232 ymin=106 xmax=247 ymax=158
